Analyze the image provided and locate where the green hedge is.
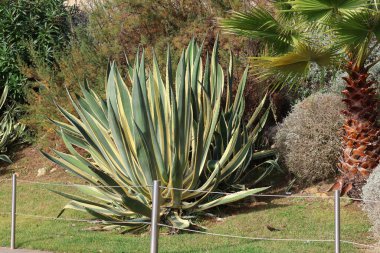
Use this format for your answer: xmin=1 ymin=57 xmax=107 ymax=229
xmin=0 ymin=0 xmax=73 ymax=101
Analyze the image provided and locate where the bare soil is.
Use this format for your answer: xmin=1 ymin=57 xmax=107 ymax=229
xmin=0 ymin=145 xmax=79 ymax=184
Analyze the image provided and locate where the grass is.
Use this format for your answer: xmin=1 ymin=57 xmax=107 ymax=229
xmin=0 ymin=181 xmax=376 ymax=253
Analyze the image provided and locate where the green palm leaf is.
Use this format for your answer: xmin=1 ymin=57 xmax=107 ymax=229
xmin=251 ymin=42 xmax=339 ymax=89
xmin=220 ymin=7 xmax=300 ymax=54
xmin=335 ymin=10 xmax=380 ymax=66
xmin=291 ymin=0 xmax=368 ymax=22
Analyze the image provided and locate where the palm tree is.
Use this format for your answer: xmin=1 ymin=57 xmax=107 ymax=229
xmin=221 ymin=0 xmax=380 ymax=197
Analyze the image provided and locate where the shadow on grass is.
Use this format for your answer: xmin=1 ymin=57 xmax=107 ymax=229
xmin=17 ymin=235 xmax=58 ymax=248
xmin=213 ymin=202 xmax=291 ymax=218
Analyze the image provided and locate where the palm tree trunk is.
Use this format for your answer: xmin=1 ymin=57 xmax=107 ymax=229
xmin=335 ymin=62 xmax=380 ymax=197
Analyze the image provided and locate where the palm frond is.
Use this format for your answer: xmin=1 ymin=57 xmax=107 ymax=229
xmin=273 ymin=0 xmax=294 ymax=18
xmin=220 ymin=7 xmax=301 ymax=54
xmin=335 ymin=10 xmax=380 ymax=66
xmin=251 ymin=42 xmax=340 ymax=89
xmin=291 ymin=0 xmax=368 ymax=22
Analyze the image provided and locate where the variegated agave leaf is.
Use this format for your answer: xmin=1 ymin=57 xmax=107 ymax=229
xmin=0 ymin=86 xmax=25 ymax=163
xmin=44 ymin=39 xmax=274 ymax=232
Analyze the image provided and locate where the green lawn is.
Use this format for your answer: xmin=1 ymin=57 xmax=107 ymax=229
xmin=0 ymin=181 xmax=376 ymax=253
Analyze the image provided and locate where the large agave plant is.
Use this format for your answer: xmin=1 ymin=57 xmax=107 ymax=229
xmin=212 ymin=53 xmax=279 ymax=190
xmin=0 ymin=86 xmax=25 ymax=163
xmin=43 ymin=39 xmax=274 ymax=231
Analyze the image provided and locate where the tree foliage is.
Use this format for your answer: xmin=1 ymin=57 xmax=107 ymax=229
xmin=0 ymin=0 xmax=74 ymax=100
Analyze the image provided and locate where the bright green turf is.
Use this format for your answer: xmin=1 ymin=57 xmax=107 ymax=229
xmin=0 ymin=182 xmax=375 ymax=253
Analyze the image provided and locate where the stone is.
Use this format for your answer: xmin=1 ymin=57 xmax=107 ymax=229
xmin=37 ymin=168 xmax=47 ymax=177
xmin=50 ymin=168 xmax=57 ymax=173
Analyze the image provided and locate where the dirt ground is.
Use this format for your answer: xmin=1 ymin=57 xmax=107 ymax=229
xmin=0 ymin=145 xmax=80 ymax=184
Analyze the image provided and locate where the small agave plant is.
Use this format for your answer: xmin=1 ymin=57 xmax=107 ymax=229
xmin=0 ymin=86 xmax=25 ymax=163
xmin=43 ymin=39 xmax=275 ymax=232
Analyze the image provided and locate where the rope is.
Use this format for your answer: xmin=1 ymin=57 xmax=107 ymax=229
xmin=11 ymin=179 xmax=151 ymax=189
xmin=0 ymin=212 xmax=151 ymax=225
xmin=0 ymin=212 xmax=376 ymax=249
xmin=158 ymin=223 xmax=334 ymax=243
xmin=157 ymin=223 xmax=377 ymax=248
xmin=160 ymin=185 xmax=380 ymax=203
xmin=159 ymin=186 xmax=230 ymax=195
xmin=341 ymin=240 xmax=378 ymax=248
xmin=2 ymin=178 xmax=380 ymax=203
xmin=341 ymin=197 xmax=380 ymax=204
xmin=161 ymin=185 xmax=321 ymax=198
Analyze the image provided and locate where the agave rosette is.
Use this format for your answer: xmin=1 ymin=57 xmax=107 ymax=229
xmin=44 ymin=39 xmax=274 ymax=231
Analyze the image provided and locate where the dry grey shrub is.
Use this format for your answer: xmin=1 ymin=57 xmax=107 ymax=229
xmin=362 ymin=164 xmax=380 ymax=237
xmin=274 ymin=92 xmax=345 ymax=185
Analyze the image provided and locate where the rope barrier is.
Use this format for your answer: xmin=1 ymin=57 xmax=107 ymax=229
xmin=340 ymin=240 xmax=378 ymax=248
xmin=157 ymin=223 xmax=376 ymax=249
xmin=158 ymin=223 xmax=334 ymax=243
xmin=160 ymin=185 xmax=380 ymax=203
xmin=341 ymin=197 xmax=380 ymax=204
xmin=0 ymin=211 xmax=376 ymax=249
xmin=0 ymin=212 xmax=151 ymax=225
xmin=7 ymin=179 xmax=151 ymax=189
xmin=161 ymin=185 xmax=333 ymax=198
xmin=2 ymin=178 xmax=380 ymax=203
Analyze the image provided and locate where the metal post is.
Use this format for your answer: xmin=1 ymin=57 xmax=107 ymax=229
xmin=11 ymin=174 xmax=16 ymax=249
xmin=334 ymin=190 xmax=340 ymax=253
xmin=150 ymin=180 xmax=160 ymax=253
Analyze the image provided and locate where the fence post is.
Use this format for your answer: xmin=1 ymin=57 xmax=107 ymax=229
xmin=150 ymin=180 xmax=160 ymax=253
xmin=11 ymin=173 xmax=16 ymax=249
xmin=334 ymin=190 xmax=340 ymax=253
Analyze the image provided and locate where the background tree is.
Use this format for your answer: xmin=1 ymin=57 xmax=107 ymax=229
xmin=221 ymin=0 xmax=380 ymax=197
xmin=0 ymin=0 xmax=74 ymax=101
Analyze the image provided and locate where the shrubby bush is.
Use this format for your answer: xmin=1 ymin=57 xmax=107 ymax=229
xmin=291 ymin=62 xmax=345 ymax=103
xmin=0 ymin=38 xmax=27 ymax=101
xmin=362 ymin=164 xmax=380 ymax=237
xmin=274 ymin=92 xmax=344 ymax=185
xmin=45 ymin=0 xmax=252 ymax=89
xmin=0 ymin=86 xmax=25 ymax=164
xmin=0 ymin=0 xmax=74 ymax=100
xmin=24 ymin=0 xmax=269 ymax=144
